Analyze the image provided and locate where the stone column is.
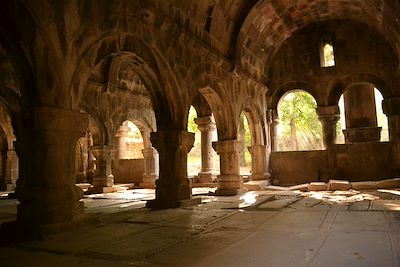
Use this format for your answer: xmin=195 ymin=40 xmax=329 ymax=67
xmin=317 ymin=106 xmax=340 ymax=149
xmin=5 ymin=149 xmax=18 ymax=190
xmin=383 ymin=97 xmax=400 ymax=170
xmin=115 ymin=125 xmax=129 ymax=160
xmin=92 ymin=145 xmax=115 ymax=189
xmin=14 ymin=106 xmax=88 ymax=225
xmin=147 ymin=130 xmax=195 ymax=208
xmin=248 ymin=145 xmax=269 ymax=180
xmin=140 ymin=147 xmax=158 ymax=188
xmin=343 ymin=84 xmax=381 ymax=143
xmin=212 ymin=140 xmax=242 ymax=195
xmin=195 ymin=116 xmax=216 ymax=183
xmin=268 ymin=109 xmax=279 ymax=151
xmin=86 ymin=132 xmax=95 ymax=184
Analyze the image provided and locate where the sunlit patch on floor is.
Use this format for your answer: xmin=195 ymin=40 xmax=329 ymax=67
xmin=238 ymin=191 xmax=259 ymax=208
xmin=302 ymin=190 xmax=380 ymax=204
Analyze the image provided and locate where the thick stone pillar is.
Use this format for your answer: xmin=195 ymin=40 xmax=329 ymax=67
xmin=5 ymin=149 xmax=18 ymax=190
xmin=195 ymin=116 xmax=216 ymax=183
xmin=248 ymin=145 xmax=269 ymax=180
xmin=115 ymin=125 xmax=129 ymax=160
xmin=343 ymin=84 xmax=381 ymax=143
xmin=147 ymin=130 xmax=195 ymax=208
xmin=268 ymin=109 xmax=279 ymax=151
xmin=140 ymin=147 xmax=158 ymax=188
xmin=317 ymin=106 xmax=340 ymax=149
xmin=14 ymin=107 xmax=88 ymax=225
xmin=212 ymin=140 xmax=242 ymax=195
xmin=92 ymin=145 xmax=115 ymax=189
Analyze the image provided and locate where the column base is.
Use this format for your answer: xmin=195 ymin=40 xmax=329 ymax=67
xmin=343 ymin=127 xmax=382 ymax=143
xmin=92 ymin=175 xmax=114 ymax=188
xmin=215 ymin=174 xmax=244 ymax=196
xmin=140 ymin=174 xmax=157 ymax=189
xmin=215 ymin=188 xmax=247 ymax=196
xmin=250 ymin=172 xmax=271 ymax=181
xmin=6 ymin=184 xmax=16 ymax=191
xmin=197 ymin=172 xmax=217 ymax=183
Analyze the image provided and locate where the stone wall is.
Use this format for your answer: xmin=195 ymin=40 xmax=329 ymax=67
xmin=271 ymin=143 xmax=393 ymax=185
xmin=270 ymin=150 xmax=328 ymax=185
xmin=114 ymin=159 xmax=145 ymax=184
xmin=335 ymin=142 xmax=392 ymax=181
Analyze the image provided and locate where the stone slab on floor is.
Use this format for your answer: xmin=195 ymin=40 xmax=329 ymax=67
xmin=212 ymin=210 xmax=277 ymax=230
xmin=90 ymin=226 xmax=196 ymax=259
xmin=370 ymin=200 xmax=400 ymax=211
xmin=332 ymin=211 xmax=390 ymax=232
xmin=309 ymin=231 xmax=394 ymax=267
xmin=348 ymin=200 xmax=371 ymax=211
xmin=223 ymin=194 xmax=273 ymax=209
xmin=159 ymin=209 xmax=233 ymax=229
xmin=258 ymin=196 xmax=300 ymax=209
xmin=289 ymin=197 xmax=322 ymax=209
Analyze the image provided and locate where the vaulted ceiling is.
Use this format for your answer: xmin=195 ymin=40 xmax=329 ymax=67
xmin=150 ymin=0 xmax=400 ymax=81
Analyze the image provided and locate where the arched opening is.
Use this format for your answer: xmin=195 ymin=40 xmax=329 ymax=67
xmin=320 ymin=39 xmax=335 ymax=67
xmin=238 ymin=113 xmax=252 ymax=177
xmin=187 ymin=106 xmax=201 ymax=177
xmin=187 ymin=105 xmax=219 ymax=183
xmin=116 ymin=121 xmax=144 ymax=160
xmin=276 ymin=90 xmax=322 ymax=151
xmin=336 ymin=84 xmax=388 ymax=143
xmin=0 ymin=126 xmax=7 ymax=190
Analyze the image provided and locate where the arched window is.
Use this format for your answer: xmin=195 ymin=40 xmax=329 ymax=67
xmin=277 ymin=90 xmax=322 ymax=151
xmin=320 ymin=40 xmax=335 ymax=67
xmin=116 ymin=121 xmax=144 ymax=159
xmin=337 ymin=86 xmax=388 ymax=143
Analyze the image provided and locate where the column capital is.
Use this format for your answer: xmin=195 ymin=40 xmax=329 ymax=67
xmin=151 ymin=130 xmax=195 ymax=153
xmin=316 ymin=105 xmax=340 ymax=120
xmin=267 ymin=109 xmax=279 ymax=124
xmin=212 ymin=139 xmax=240 ymax=154
xmin=195 ymin=116 xmax=216 ymax=131
xmin=32 ymin=106 xmax=87 ymax=134
xmin=115 ymin=125 xmax=129 ymax=137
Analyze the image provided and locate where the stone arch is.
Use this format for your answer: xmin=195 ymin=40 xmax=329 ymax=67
xmin=0 ymin=103 xmax=15 ymax=150
xmin=114 ymin=110 xmax=155 ymax=149
xmin=328 ymin=73 xmax=392 ymax=106
xmin=72 ymin=34 xmax=185 ymax=129
xmin=189 ymin=63 xmax=238 ymax=140
xmin=269 ymin=81 xmax=318 ymax=109
xmin=241 ymin=98 xmax=266 ymax=145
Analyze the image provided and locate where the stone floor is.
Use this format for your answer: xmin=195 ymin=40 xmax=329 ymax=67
xmin=0 ymin=187 xmax=399 ymax=266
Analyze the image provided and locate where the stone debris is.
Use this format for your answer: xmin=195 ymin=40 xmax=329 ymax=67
xmin=376 ymin=178 xmax=400 ymax=189
xmin=243 ymin=180 xmax=269 ymax=191
xmin=328 ymin=180 xmax=352 ymax=191
xmin=350 ymin=181 xmax=378 ymax=190
xmin=308 ymin=182 xmax=328 ymax=191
